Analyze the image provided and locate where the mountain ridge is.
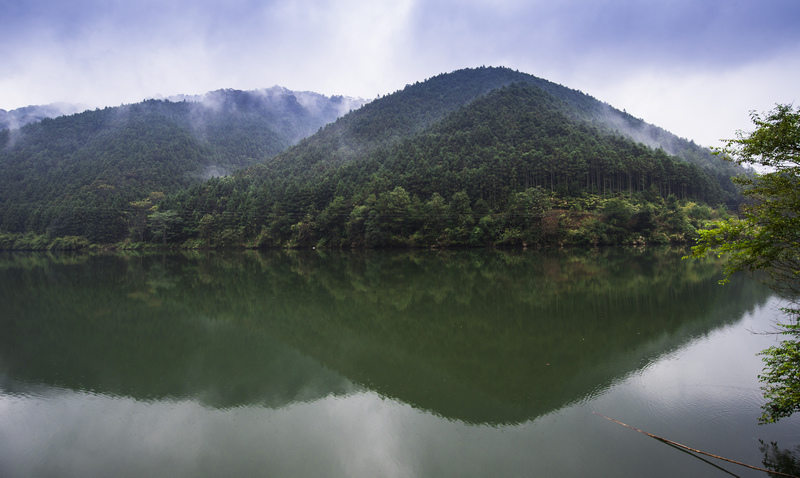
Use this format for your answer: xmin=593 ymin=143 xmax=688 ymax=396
xmin=0 ymin=87 xmax=366 ymax=241
xmin=245 ymin=67 xmax=739 ymax=197
xmin=0 ymin=66 xmax=743 ymax=247
xmin=155 ymin=67 xmax=742 ymax=249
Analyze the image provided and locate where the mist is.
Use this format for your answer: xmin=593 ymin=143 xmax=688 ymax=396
xmin=0 ymin=103 xmax=88 ymax=130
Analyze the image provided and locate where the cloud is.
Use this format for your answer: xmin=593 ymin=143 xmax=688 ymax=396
xmin=0 ymin=0 xmax=421 ymax=107
xmin=571 ymin=44 xmax=800 ymax=149
xmin=406 ymin=0 xmax=800 ymax=66
xmin=400 ymin=0 xmax=800 ymax=146
xmin=0 ymin=0 xmax=797 ymax=146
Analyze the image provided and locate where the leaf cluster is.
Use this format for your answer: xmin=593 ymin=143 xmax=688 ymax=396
xmin=693 ymin=104 xmax=800 ymax=423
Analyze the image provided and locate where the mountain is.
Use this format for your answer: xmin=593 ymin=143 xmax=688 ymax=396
xmin=0 ymin=88 xmax=366 ymax=242
xmin=159 ymin=67 xmax=743 ymax=249
xmin=241 ymin=67 xmax=740 ymax=193
xmin=0 ymin=67 xmax=745 ymax=248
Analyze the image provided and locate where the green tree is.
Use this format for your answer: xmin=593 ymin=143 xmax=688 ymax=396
xmin=693 ymin=104 xmax=800 ymax=423
xmin=503 ymin=187 xmax=551 ymax=245
xmin=148 ymin=209 xmax=183 ymax=246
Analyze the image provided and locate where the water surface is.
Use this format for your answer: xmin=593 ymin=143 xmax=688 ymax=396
xmin=0 ymin=248 xmax=797 ymax=477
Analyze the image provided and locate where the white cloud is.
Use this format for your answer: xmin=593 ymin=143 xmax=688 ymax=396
xmin=29 ymin=0 xmax=418 ymax=107
xmin=569 ymin=47 xmax=800 ymax=148
xmin=1 ymin=0 xmax=798 ymax=155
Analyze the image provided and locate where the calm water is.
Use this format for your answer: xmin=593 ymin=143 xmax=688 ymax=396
xmin=1 ymin=248 xmax=798 ymax=477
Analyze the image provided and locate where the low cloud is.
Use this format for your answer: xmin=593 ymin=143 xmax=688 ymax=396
xmin=0 ymin=0 xmax=797 ymax=147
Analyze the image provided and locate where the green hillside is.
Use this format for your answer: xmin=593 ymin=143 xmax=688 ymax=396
xmin=0 ymin=67 xmax=744 ymax=249
xmin=0 ymin=89 xmax=363 ymax=242
xmin=155 ymin=68 xmax=741 ymax=249
xmin=245 ymin=67 xmax=741 ymax=196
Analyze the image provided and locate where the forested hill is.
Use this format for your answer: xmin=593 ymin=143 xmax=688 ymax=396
xmin=0 ymin=66 xmax=746 ymax=249
xmin=246 ymin=67 xmax=740 ymax=194
xmin=155 ymin=68 xmax=743 ymax=249
xmin=0 ymin=88 xmax=365 ymax=241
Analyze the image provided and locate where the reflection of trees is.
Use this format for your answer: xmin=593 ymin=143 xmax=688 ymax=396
xmin=249 ymin=248 xmax=771 ymax=423
xmin=0 ymin=251 xmax=90 ymax=270
xmin=759 ymin=440 xmax=800 ymax=477
xmin=0 ymin=253 xmax=355 ymax=408
xmin=0 ymin=248 xmax=772 ymax=424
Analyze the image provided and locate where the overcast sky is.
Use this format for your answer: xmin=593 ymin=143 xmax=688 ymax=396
xmin=1 ymin=0 xmax=798 ymax=148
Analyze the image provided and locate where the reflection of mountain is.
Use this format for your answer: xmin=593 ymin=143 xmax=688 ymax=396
xmin=0 ymin=249 xmax=770 ymax=424
xmin=0 ymin=253 xmax=356 ymax=408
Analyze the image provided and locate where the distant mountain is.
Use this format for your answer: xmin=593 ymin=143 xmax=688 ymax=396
xmin=245 ymin=68 xmax=740 ymax=191
xmin=0 ymin=88 xmax=366 ymax=241
xmin=166 ymin=86 xmax=367 ymax=145
xmin=161 ymin=67 xmax=743 ymax=249
xmin=0 ymin=67 xmax=745 ymax=248
xmin=0 ymin=103 xmax=87 ymax=130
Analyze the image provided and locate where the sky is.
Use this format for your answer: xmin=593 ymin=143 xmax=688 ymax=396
xmin=1 ymin=0 xmax=798 ymax=148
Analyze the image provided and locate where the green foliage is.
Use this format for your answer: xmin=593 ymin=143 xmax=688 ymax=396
xmin=693 ymin=104 xmax=800 ymax=288
xmin=148 ymin=209 xmax=183 ymax=245
xmin=0 ymin=91 xmax=355 ymax=243
xmin=47 ymin=235 xmax=91 ymax=251
xmin=0 ymin=231 xmax=89 ymax=251
xmin=693 ymin=104 xmax=800 ymax=423
xmin=159 ymin=72 xmax=737 ymax=249
xmin=0 ymin=67 xmax=744 ymax=249
xmin=759 ymin=315 xmax=800 ymax=423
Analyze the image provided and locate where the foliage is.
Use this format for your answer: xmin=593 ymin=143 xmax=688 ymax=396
xmin=759 ymin=315 xmax=800 ymax=423
xmin=154 ymin=76 xmax=737 ymax=249
xmin=693 ymin=105 xmax=800 ymax=288
xmin=0 ymin=67 xmax=744 ymax=249
xmin=0 ymin=90 xmax=356 ymax=242
xmin=0 ymin=231 xmax=89 ymax=251
xmin=692 ymin=104 xmax=800 ymax=423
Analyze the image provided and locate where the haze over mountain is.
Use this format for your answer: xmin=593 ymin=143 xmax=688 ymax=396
xmin=241 ymin=67 xmax=740 ymax=195
xmin=0 ymin=87 xmax=366 ymax=241
xmin=0 ymin=103 xmax=87 ymax=130
xmin=162 ymin=67 xmax=742 ymax=249
xmin=0 ymin=67 xmax=743 ymax=247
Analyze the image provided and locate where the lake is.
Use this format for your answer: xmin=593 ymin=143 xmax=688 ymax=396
xmin=1 ymin=248 xmax=798 ymax=477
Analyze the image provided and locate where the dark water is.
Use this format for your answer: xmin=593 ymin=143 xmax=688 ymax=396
xmin=0 ymin=248 xmax=798 ymax=477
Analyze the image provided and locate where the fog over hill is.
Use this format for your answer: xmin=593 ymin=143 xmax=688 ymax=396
xmin=152 ymin=67 xmax=745 ymax=250
xmin=0 ymin=103 xmax=87 ymax=130
xmin=0 ymin=67 xmax=746 ymax=247
xmin=0 ymin=87 xmax=366 ymax=242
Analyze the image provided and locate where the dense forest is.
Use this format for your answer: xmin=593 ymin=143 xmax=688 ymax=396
xmin=0 ymin=88 xmax=364 ymax=242
xmin=0 ymin=67 xmax=745 ymax=249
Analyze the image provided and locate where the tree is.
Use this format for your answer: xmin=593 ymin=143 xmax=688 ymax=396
xmin=692 ymin=104 xmax=800 ymax=423
xmin=693 ymin=105 xmax=799 ymax=287
xmin=148 ymin=209 xmax=182 ymax=246
xmin=759 ymin=317 xmax=800 ymax=423
xmin=128 ymin=191 xmax=165 ymax=242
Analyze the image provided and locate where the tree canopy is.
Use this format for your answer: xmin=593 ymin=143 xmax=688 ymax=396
xmin=0 ymin=67 xmax=745 ymax=249
xmin=693 ymin=104 xmax=800 ymax=422
xmin=0 ymin=90 xmax=361 ymax=242
xmin=693 ymin=104 xmax=799 ymax=289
